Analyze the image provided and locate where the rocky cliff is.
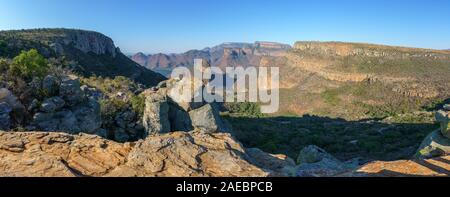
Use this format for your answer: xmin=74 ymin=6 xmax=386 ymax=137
xmin=0 ymin=28 xmax=166 ymax=86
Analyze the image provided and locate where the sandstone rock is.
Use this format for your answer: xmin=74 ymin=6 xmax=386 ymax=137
xmin=0 ymin=132 xmax=130 ymax=176
xmin=0 ymin=131 xmax=290 ymax=177
xmin=343 ymin=155 xmax=450 ymax=177
xmin=246 ymin=148 xmax=296 ymax=176
xmin=189 ymin=104 xmax=228 ymax=133
xmin=142 ymin=92 xmax=170 ymax=135
xmin=415 ymin=130 xmax=450 ymax=159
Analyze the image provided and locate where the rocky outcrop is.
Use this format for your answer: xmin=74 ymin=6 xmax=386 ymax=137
xmin=142 ymin=78 xmax=229 ymax=135
xmin=415 ymin=106 xmax=450 ymax=159
xmin=0 ymin=88 xmax=26 ymax=129
xmin=189 ymin=104 xmax=230 ymax=133
xmin=30 ymin=75 xmax=102 ymax=135
xmin=295 ymin=145 xmax=358 ymax=177
xmin=0 ymin=131 xmax=292 ymax=177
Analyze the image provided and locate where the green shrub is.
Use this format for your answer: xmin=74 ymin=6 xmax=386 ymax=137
xmin=10 ymin=49 xmax=48 ymax=80
xmin=225 ymin=102 xmax=263 ymax=117
xmin=0 ymin=58 xmax=9 ymax=72
xmin=0 ymin=40 xmax=6 ymax=56
xmin=130 ymin=94 xmax=145 ymax=118
xmin=100 ymin=98 xmax=128 ymax=119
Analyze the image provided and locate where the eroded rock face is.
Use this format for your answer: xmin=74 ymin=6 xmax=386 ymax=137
xmin=0 ymin=131 xmax=292 ymax=177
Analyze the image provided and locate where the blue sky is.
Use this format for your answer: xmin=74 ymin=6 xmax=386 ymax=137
xmin=0 ymin=0 xmax=449 ymax=54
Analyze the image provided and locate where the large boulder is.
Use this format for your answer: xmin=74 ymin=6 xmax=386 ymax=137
xmin=142 ymin=91 xmax=171 ymax=135
xmin=295 ymin=145 xmax=356 ymax=177
xmin=189 ymin=103 xmax=229 ymax=133
xmin=42 ymin=75 xmax=60 ymax=96
xmin=435 ymin=109 xmax=450 ymax=139
xmin=59 ymin=75 xmax=85 ymax=106
xmin=168 ymin=104 xmax=193 ymax=131
xmin=246 ymin=148 xmax=297 ymax=176
xmin=415 ymin=130 xmax=450 ymax=159
xmin=0 ymin=88 xmax=26 ymax=125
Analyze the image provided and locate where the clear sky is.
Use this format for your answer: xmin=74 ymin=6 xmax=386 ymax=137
xmin=0 ymin=0 xmax=449 ymax=54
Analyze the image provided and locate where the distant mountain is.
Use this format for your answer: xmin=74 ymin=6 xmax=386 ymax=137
xmin=0 ymin=28 xmax=166 ymax=86
xmin=131 ymin=41 xmax=291 ymax=76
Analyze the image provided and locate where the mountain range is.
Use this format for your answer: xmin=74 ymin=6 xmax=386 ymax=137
xmin=131 ymin=41 xmax=291 ymax=76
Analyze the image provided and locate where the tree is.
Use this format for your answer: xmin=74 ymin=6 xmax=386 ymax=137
xmin=0 ymin=40 xmax=6 ymax=56
xmin=10 ymin=49 xmax=48 ymax=80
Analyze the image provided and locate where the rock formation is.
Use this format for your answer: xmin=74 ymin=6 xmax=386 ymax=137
xmin=0 ymin=131 xmax=292 ymax=177
xmin=29 ymin=75 xmax=102 ymax=135
xmin=415 ymin=105 xmax=450 ymax=159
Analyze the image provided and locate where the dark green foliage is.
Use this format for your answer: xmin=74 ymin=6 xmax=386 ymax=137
xmin=99 ymin=98 xmax=128 ymax=125
xmin=224 ymin=102 xmax=263 ymax=117
xmin=224 ymin=114 xmax=439 ymax=161
xmin=0 ymin=40 xmax=7 ymax=56
xmin=130 ymin=94 xmax=145 ymax=118
xmin=10 ymin=49 xmax=48 ymax=80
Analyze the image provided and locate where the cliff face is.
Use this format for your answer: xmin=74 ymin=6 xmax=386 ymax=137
xmin=294 ymin=41 xmax=450 ymax=59
xmin=0 ymin=28 xmax=166 ymax=86
xmin=58 ymin=30 xmax=117 ymax=57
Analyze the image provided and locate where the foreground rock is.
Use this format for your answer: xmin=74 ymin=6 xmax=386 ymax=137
xmin=0 ymin=131 xmax=291 ymax=177
xmin=343 ymin=155 xmax=450 ymax=177
xmin=415 ymin=107 xmax=450 ymax=159
xmin=415 ymin=130 xmax=450 ymax=159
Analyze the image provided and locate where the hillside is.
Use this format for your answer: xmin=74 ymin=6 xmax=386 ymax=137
xmin=278 ymin=41 xmax=450 ymax=120
xmin=0 ymin=28 xmax=165 ymax=86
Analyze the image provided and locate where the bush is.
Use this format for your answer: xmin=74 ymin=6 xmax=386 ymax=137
xmin=0 ymin=58 xmax=9 ymax=72
xmin=130 ymin=94 xmax=145 ymax=118
xmin=225 ymin=102 xmax=263 ymax=117
xmin=0 ymin=40 xmax=6 ymax=56
xmin=10 ymin=49 xmax=48 ymax=80
xmin=100 ymin=98 xmax=128 ymax=119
